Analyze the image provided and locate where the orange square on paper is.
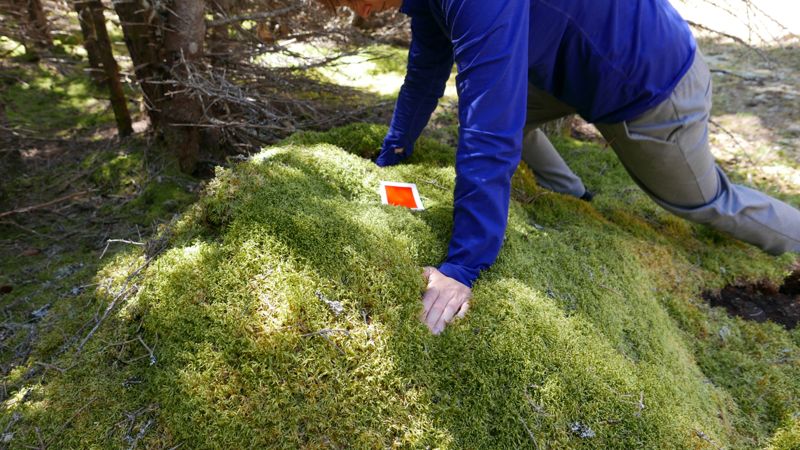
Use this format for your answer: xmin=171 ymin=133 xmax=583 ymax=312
xmin=379 ymin=181 xmax=424 ymax=210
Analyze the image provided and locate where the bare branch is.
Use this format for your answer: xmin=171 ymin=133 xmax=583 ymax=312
xmin=207 ymin=5 xmax=302 ymax=28
xmin=685 ymin=19 xmax=770 ymax=63
xmin=0 ymin=191 xmax=92 ymax=219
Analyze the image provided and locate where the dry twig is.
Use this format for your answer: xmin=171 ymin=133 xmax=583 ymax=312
xmin=207 ymin=5 xmax=301 ymax=28
xmin=685 ymin=19 xmax=770 ymax=63
xmin=0 ymin=191 xmax=91 ymax=219
xmin=99 ymin=239 xmax=146 ymax=260
xmin=43 ymin=397 xmax=98 ymax=449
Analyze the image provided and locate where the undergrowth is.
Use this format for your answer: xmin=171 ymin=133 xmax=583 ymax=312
xmin=0 ymin=64 xmax=122 ymax=136
xmin=2 ymin=122 xmax=798 ymax=448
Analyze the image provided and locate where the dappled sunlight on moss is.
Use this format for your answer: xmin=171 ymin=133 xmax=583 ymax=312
xmin=0 ymin=65 xmax=116 ymax=136
xmin=768 ymin=417 xmax=800 ymax=449
xmin=8 ymin=123 xmax=797 ymax=448
xmin=0 ymin=36 xmax=26 ymax=57
xmin=129 ymin=216 xmax=453 ymax=446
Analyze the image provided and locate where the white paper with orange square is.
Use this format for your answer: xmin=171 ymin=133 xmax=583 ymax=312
xmin=379 ymin=181 xmax=424 ymax=211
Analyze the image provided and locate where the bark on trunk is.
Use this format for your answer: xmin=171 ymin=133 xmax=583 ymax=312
xmin=113 ymin=0 xmax=209 ymax=172
xmin=161 ymin=0 xmax=207 ymax=173
xmin=86 ymin=0 xmax=133 ymax=137
xmin=112 ymin=0 xmax=165 ymax=128
xmin=25 ymin=0 xmax=50 ymax=47
xmin=5 ymin=0 xmax=51 ymax=53
xmin=73 ymin=1 xmax=104 ymax=85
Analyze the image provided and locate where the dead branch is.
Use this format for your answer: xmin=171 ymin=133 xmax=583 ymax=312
xmin=75 ymin=220 xmax=173 ymax=354
xmin=207 ymin=5 xmax=301 ymax=28
xmin=34 ymin=361 xmax=76 ymax=374
xmin=99 ymin=239 xmax=146 ymax=260
xmin=695 ymin=430 xmax=723 ymax=450
xmin=0 ymin=191 xmax=92 ymax=219
xmin=43 ymin=397 xmax=98 ymax=449
xmin=708 ymin=118 xmax=758 ymax=167
xmin=1 ymin=412 xmax=22 ymax=440
xmin=76 ymin=284 xmax=136 ymax=354
xmin=105 ymin=404 xmax=157 ymax=450
xmin=709 ymin=68 xmax=763 ymax=82
xmin=0 ymin=219 xmax=57 ymax=240
xmin=0 ymin=125 xmax=69 ymax=141
xmin=685 ymin=20 xmax=769 ymax=63
xmin=517 ymin=415 xmax=541 ymax=450
xmin=140 ymin=53 xmax=391 ymax=150
xmin=301 ymin=328 xmax=350 ymax=337
xmin=136 ymin=335 xmax=156 ymax=365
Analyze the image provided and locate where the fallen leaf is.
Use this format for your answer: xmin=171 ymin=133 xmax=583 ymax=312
xmin=21 ymin=248 xmax=40 ymax=257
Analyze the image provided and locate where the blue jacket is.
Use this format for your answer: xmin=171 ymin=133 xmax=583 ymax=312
xmin=377 ymin=0 xmax=696 ymax=287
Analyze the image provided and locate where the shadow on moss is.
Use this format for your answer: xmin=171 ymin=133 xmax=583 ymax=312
xmin=3 ymin=123 xmax=798 ymax=449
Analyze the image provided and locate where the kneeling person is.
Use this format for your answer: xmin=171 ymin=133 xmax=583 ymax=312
xmin=318 ymin=0 xmax=800 ymax=334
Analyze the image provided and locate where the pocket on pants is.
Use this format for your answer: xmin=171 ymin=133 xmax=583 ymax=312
xmin=623 ymin=51 xmax=712 ymax=146
xmin=623 ymin=119 xmax=685 ymax=144
xmin=623 ymin=96 xmax=685 ymax=145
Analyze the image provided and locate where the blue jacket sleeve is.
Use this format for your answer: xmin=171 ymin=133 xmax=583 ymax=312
xmin=436 ymin=0 xmax=529 ymax=287
xmin=375 ymin=14 xmax=454 ymax=167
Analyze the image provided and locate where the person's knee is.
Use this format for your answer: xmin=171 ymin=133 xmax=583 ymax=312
xmin=654 ymin=184 xmax=730 ymax=226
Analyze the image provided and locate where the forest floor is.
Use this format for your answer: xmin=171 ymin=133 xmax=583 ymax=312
xmin=0 ymin=24 xmax=799 ymax=449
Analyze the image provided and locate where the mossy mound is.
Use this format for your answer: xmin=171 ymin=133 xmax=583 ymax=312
xmin=3 ymin=124 xmax=799 ymax=448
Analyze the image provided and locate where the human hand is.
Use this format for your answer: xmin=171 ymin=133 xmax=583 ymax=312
xmin=375 ymin=138 xmax=410 ymax=167
xmin=420 ymin=266 xmax=472 ymax=335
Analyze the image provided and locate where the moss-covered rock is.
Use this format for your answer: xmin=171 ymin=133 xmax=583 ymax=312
xmin=2 ymin=124 xmax=798 ymax=449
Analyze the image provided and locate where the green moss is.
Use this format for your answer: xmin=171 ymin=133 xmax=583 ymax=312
xmin=87 ymin=152 xmax=145 ymax=192
xmin=283 ymin=122 xmax=455 ymax=167
xmin=768 ymin=417 xmax=800 ymax=450
xmin=127 ymin=181 xmax=196 ymax=225
xmin=0 ymin=65 xmax=116 ymax=135
xmin=0 ymin=36 xmax=26 ymax=58
xmin=2 ymin=123 xmax=798 ymax=448
xmin=283 ymin=122 xmax=389 ymax=159
xmin=78 ymin=142 xmax=198 ymax=225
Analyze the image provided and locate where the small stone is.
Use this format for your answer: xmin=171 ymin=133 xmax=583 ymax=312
xmin=31 ymin=304 xmax=50 ymax=321
xmin=718 ymin=325 xmax=731 ymax=341
xmin=55 ymin=263 xmax=84 ymax=280
xmin=570 ymin=422 xmax=596 ymax=438
xmin=44 ymin=245 xmax=63 ymax=257
xmin=316 ymin=290 xmax=344 ymax=316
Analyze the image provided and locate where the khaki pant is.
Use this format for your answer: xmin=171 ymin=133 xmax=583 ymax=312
xmin=522 ymin=52 xmax=800 ymax=255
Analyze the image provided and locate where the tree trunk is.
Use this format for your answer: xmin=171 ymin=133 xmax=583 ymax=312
xmin=73 ymin=1 xmax=104 ymax=85
xmin=113 ymin=0 xmax=208 ymax=172
xmin=25 ymin=0 xmax=50 ymax=47
xmin=85 ymin=0 xmax=132 ymax=137
xmin=5 ymin=0 xmax=51 ymax=54
xmin=112 ymin=0 xmax=165 ymax=128
xmin=160 ymin=0 xmax=207 ymax=173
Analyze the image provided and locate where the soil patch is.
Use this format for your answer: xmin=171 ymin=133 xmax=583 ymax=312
xmin=703 ymin=270 xmax=800 ymax=329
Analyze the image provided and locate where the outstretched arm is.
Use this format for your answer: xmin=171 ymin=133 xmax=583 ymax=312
xmin=422 ymin=0 xmax=530 ymax=333
xmin=376 ymin=13 xmax=454 ymax=166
